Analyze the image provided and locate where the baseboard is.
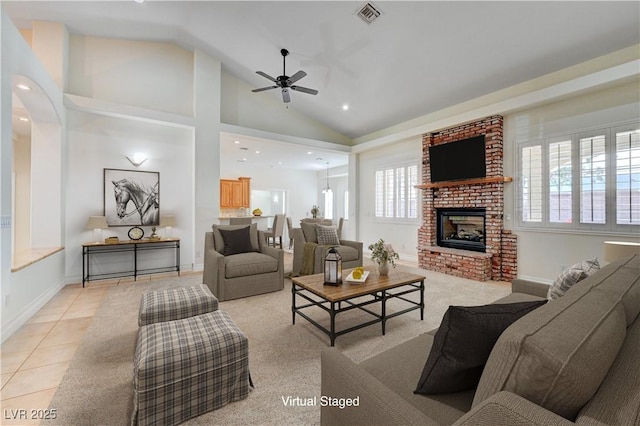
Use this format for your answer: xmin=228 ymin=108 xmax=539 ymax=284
xmin=1 ymin=279 xmax=66 ymax=343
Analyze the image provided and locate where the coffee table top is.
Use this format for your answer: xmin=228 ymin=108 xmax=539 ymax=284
xmin=291 ymin=266 xmax=425 ymax=303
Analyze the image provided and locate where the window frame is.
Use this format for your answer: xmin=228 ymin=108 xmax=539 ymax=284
xmin=516 ymin=120 xmax=640 ymax=235
xmin=374 ymin=161 xmax=420 ymax=223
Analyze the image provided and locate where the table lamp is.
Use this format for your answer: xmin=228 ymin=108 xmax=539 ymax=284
xmin=603 ymin=241 xmax=640 ymax=262
xmin=86 ymin=216 xmax=108 ymax=243
xmin=160 ymin=215 xmax=177 ymax=238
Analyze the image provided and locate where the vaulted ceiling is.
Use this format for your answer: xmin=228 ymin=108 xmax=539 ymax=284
xmin=4 ymin=1 xmax=639 ymax=142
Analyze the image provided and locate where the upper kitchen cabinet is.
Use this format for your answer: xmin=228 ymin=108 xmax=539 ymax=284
xmin=220 ymin=177 xmax=251 ymax=208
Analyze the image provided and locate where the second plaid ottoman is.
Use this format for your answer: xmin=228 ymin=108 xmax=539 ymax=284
xmin=138 ymin=284 xmax=218 ymax=326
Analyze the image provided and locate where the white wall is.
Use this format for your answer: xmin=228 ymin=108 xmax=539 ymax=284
xmin=65 ymin=111 xmax=195 ymax=281
xmin=67 ymin=35 xmax=194 ymax=116
xmin=1 ymin=13 xmax=66 ymax=341
xmin=503 ymin=81 xmax=640 ymax=282
xmin=357 ymin=137 xmax=422 ymax=262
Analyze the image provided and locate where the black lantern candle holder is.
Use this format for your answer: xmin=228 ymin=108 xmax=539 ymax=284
xmin=324 ymin=247 xmax=342 ymax=286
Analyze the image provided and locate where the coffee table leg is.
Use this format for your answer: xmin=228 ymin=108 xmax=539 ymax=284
xmin=420 ymin=279 xmax=425 ymax=320
xmin=381 ymin=290 xmax=387 ymax=335
xmin=292 ymin=283 xmax=296 ymax=325
xmin=330 ymin=301 xmax=336 ymax=346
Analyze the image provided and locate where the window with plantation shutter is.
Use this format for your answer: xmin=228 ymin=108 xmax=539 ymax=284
xmin=517 ymin=121 xmax=639 ymax=233
xmin=580 ymin=135 xmax=606 ymax=224
xmin=374 ymin=163 xmax=419 ymax=221
xmin=521 ymin=145 xmax=542 ymax=222
xmin=616 ymin=128 xmax=640 ymax=225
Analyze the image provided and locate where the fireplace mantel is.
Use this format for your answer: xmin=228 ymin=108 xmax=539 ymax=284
xmin=415 ymin=176 xmax=512 ymax=190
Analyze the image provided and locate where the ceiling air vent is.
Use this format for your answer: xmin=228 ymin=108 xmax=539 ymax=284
xmin=356 ymin=1 xmax=381 ymax=24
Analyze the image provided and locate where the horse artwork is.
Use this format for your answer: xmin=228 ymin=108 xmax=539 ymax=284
xmin=104 ymin=169 xmax=160 ymax=226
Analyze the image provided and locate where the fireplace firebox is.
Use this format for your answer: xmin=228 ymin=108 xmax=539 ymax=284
xmin=437 ymin=208 xmax=486 ymax=253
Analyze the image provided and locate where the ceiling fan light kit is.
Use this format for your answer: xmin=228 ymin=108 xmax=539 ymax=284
xmin=252 ymin=48 xmax=318 ymax=103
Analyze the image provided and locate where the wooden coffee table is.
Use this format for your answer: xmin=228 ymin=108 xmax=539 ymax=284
xmin=291 ymin=266 xmax=425 ymax=346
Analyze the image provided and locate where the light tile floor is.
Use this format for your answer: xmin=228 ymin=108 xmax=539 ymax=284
xmin=0 ymin=272 xmax=196 ymax=425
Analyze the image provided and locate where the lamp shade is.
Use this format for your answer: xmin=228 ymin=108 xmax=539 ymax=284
xmin=603 ymin=241 xmax=640 ymax=262
xmin=160 ymin=215 xmax=177 ymax=227
xmin=86 ymin=216 xmax=108 ymax=230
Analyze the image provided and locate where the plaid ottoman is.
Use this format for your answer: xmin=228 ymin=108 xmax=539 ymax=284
xmin=138 ymin=284 xmax=218 ymax=326
xmin=132 ymin=310 xmax=250 ymax=426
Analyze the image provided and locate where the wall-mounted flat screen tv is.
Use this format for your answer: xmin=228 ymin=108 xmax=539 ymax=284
xmin=429 ymin=135 xmax=486 ymax=183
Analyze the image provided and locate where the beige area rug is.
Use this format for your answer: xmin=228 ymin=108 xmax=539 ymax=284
xmin=44 ymin=267 xmax=510 ymax=425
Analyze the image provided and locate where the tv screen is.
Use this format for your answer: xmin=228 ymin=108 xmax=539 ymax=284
xmin=429 ymin=136 xmax=486 ymax=182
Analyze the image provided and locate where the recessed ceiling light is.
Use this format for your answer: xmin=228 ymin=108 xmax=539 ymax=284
xmin=18 ymin=117 xmax=29 ymax=122
xmin=255 ymin=150 xmax=260 ymax=154
xmin=342 ymin=104 xmax=349 ymax=111
xmin=234 ymin=140 xmax=240 ymax=144
xmin=278 ymin=161 xmax=282 ymax=165
xmin=307 ymin=151 xmax=313 ymax=155
xmin=16 ymin=84 xmax=31 ymax=91
xmin=134 ymin=0 xmax=144 ymax=3
xmin=316 ymin=157 xmax=323 ymax=161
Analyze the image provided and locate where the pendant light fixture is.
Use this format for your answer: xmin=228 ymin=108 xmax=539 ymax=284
xmin=322 ymin=162 xmax=332 ymax=194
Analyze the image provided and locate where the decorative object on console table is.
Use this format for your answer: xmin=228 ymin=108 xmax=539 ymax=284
xmin=160 ymin=215 xmax=177 ymax=238
xmin=128 ymin=226 xmax=144 ymax=240
xmin=252 ymin=208 xmax=262 ymax=216
xmin=324 ymin=247 xmax=342 ymax=286
xmin=148 ymin=226 xmax=161 ymax=240
xmin=86 ymin=215 xmax=108 ymax=243
xmin=311 ymin=205 xmax=320 ymax=218
xmin=104 ymin=168 xmax=159 ymax=226
xmin=604 ymin=241 xmax=640 ymax=262
xmin=368 ymin=238 xmax=399 ymax=275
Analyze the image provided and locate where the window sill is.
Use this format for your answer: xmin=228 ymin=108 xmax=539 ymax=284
xmin=12 ymin=247 xmax=64 ymax=272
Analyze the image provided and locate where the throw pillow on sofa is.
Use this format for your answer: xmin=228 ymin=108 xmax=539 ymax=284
xmin=316 ymin=225 xmax=340 ymax=246
xmin=219 ymin=226 xmax=255 ymax=256
xmin=547 ymin=258 xmax=600 ymax=300
xmin=414 ymin=300 xmax=547 ymax=395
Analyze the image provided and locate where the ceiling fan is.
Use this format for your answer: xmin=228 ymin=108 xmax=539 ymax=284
xmin=252 ymin=48 xmax=318 ymax=103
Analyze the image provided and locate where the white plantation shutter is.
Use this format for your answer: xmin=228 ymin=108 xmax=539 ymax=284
xmin=521 ymin=145 xmax=542 ymax=222
xmin=374 ymin=164 xmax=419 ymax=220
xmin=375 ymin=170 xmax=384 ymax=217
xmin=517 ymin=122 xmax=639 ymax=233
xmin=616 ymin=128 xmax=640 ymax=225
xmin=549 ymin=140 xmax=572 ymax=223
xmin=580 ymin=135 xmax=606 ymax=224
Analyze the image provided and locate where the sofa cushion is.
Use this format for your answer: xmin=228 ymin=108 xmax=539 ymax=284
xmin=577 ymin=254 xmax=640 ymax=326
xmin=300 ymin=221 xmax=318 ymax=243
xmin=414 ymin=300 xmax=546 ymax=395
xmin=576 ymin=317 xmax=640 ymax=426
xmin=224 ymin=252 xmax=278 ymax=279
xmin=334 ymin=245 xmax=359 ymax=262
xmin=360 ymin=332 xmax=472 ymax=425
xmin=547 ymin=258 xmax=599 ymax=300
xmin=212 ymin=223 xmax=259 ymax=254
xmin=473 ymin=288 xmax=627 ymax=421
xmin=316 ymin=225 xmax=340 ymax=246
xmin=219 ymin=226 xmax=256 ymax=256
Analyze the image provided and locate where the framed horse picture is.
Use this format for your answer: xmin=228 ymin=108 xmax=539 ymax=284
xmin=104 ymin=168 xmax=160 ymax=226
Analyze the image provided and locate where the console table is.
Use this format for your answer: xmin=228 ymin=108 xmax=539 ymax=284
xmin=82 ymin=238 xmax=180 ymax=287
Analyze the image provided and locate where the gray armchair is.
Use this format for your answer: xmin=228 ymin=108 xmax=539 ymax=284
xmin=203 ymin=223 xmax=284 ymax=301
xmin=292 ymin=222 xmax=363 ymax=276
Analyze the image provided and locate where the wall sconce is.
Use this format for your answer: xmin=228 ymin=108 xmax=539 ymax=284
xmin=85 ymin=216 xmax=108 ymax=243
xmin=160 ymin=215 xmax=177 ymax=238
xmin=126 ymin=152 xmax=148 ymax=168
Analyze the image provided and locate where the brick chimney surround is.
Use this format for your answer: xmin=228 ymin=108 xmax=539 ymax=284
xmin=417 ymin=115 xmax=517 ymax=282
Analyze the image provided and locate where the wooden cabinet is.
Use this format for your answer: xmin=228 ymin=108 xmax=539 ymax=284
xmin=220 ymin=177 xmax=251 ymax=208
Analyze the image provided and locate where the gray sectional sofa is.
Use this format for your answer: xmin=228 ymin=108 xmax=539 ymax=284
xmin=321 ymin=254 xmax=640 ymax=425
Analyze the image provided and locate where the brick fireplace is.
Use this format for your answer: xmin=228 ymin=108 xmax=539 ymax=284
xmin=417 ymin=115 xmax=517 ymax=281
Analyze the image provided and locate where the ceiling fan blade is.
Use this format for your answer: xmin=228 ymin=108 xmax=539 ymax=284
xmin=286 ymin=70 xmax=307 ymax=85
xmin=282 ymin=88 xmax=291 ymax=103
xmin=252 ymin=86 xmax=278 ymax=93
xmin=290 ymin=85 xmax=318 ymax=95
xmin=256 ymin=71 xmax=277 ymax=83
